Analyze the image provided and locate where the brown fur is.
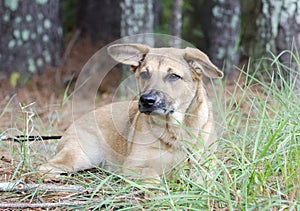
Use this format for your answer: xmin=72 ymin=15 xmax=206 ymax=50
xmin=39 ymin=44 xmax=223 ymax=181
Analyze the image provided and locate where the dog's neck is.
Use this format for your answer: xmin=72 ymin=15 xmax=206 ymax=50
xmin=185 ymin=81 xmax=209 ymax=124
xmin=167 ymin=80 xmax=208 ymax=129
xmin=173 ymin=81 xmax=211 ymax=145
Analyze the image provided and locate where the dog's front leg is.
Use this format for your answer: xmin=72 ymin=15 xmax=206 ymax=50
xmin=39 ymin=124 xmax=106 ymax=176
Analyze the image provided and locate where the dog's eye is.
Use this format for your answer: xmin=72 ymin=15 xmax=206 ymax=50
xmin=166 ymin=73 xmax=182 ymax=82
xmin=140 ymin=71 xmax=150 ymax=80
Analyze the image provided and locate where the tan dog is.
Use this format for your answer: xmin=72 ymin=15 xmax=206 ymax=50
xmin=39 ymin=44 xmax=223 ymax=181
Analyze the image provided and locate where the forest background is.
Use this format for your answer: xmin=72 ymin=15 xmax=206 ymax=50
xmin=1 ymin=0 xmax=300 ymax=82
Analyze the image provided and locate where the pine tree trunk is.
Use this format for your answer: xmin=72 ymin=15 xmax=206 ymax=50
xmin=208 ymin=0 xmax=241 ymax=79
xmin=77 ymin=0 xmax=121 ymax=42
xmin=277 ymin=0 xmax=300 ymax=88
xmin=170 ymin=0 xmax=182 ymax=48
xmin=120 ymin=0 xmax=154 ymax=45
xmin=254 ymin=0 xmax=300 ymax=87
xmin=0 ymin=0 xmax=63 ymax=77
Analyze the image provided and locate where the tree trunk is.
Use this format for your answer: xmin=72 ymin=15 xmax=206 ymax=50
xmin=0 ymin=0 xmax=63 ymax=77
xmin=77 ymin=0 xmax=121 ymax=43
xmin=170 ymin=0 xmax=182 ymax=48
xmin=153 ymin=0 xmax=162 ymax=30
xmin=120 ymin=0 xmax=154 ymax=45
xmin=207 ymin=0 xmax=241 ymax=79
xmin=254 ymin=0 xmax=300 ymax=87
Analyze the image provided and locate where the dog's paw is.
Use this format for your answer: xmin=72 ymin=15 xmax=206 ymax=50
xmin=38 ymin=164 xmax=64 ymax=173
xmin=37 ymin=164 xmax=67 ymax=181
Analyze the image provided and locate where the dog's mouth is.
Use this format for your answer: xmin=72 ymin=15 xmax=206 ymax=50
xmin=139 ymin=105 xmax=174 ymax=115
xmin=138 ymin=91 xmax=174 ymax=115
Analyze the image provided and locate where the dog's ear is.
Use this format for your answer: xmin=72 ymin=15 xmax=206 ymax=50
xmin=184 ymin=47 xmax=223 ymax=78
xmin=107 ymin=43 xmax=150 ymax=66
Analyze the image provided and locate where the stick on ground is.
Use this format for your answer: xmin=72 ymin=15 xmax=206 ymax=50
xmin=0 ymin=180 xmax=93 ymax=193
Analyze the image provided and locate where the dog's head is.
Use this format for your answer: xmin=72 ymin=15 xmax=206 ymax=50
xmin=108 ymin=44 xmax=223 ymax=117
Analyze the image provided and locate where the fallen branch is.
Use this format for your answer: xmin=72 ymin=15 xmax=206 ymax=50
xmin=0 ymin=200 xmax=102 ymax=209
xmin=0 ymin=135 xmax=62 ymax=142
xmin=0 ymin=180 xmax=92 ymax=193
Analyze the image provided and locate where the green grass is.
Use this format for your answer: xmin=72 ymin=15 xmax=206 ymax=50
xmin=0 ymin=55 xmax=299 ymax=210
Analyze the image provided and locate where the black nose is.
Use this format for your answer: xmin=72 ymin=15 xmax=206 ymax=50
xmin=139 ymin=93 xmax=157 ymax=108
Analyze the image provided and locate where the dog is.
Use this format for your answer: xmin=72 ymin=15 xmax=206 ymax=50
xmin=39 ymin=43 xmax=223 ymax=181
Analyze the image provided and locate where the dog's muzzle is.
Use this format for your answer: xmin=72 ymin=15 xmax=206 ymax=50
xmin=138 ymin=91 xmax=174 ymax=115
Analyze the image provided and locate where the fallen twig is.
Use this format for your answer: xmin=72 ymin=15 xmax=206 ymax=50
xmin=0 ymin=200 xmax=102 ymax=209
xmin=0 ymin=180 xmax=92 ymax=193
xmin=0 ymin=135 xmax=62 ymax=142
